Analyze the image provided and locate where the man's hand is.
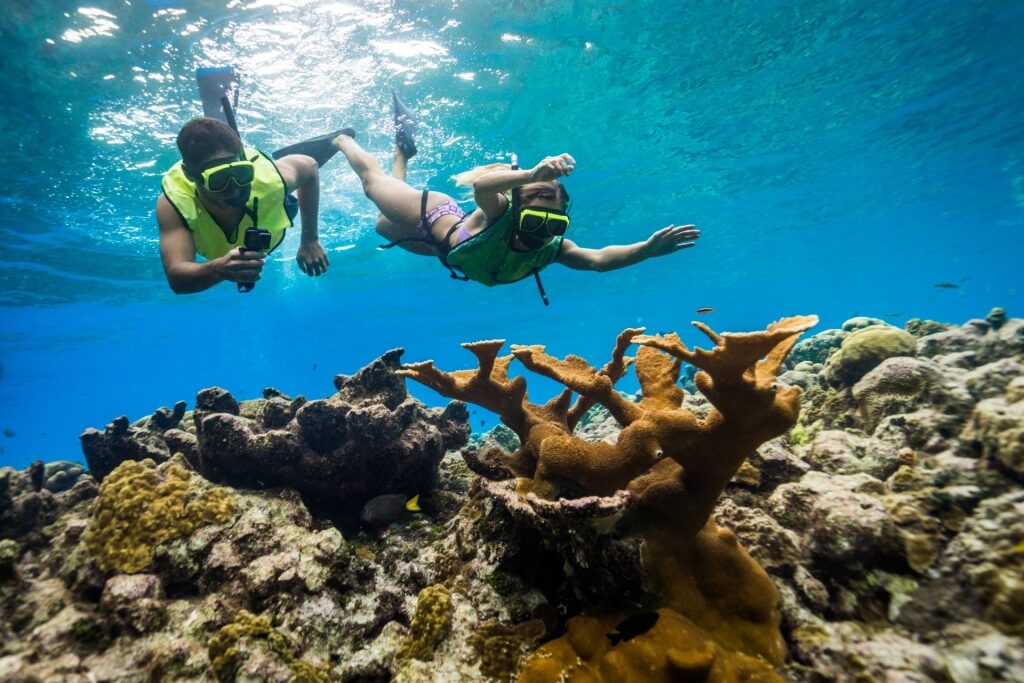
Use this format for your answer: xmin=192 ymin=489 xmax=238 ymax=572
xmin=214 ymin=247 xmax=266 ymax=284
xmin=642 ymin=224 xmax=700 ymax=258
xmin=296 ymin=241 xmax=329 ymax=276
xmin=529 ymin=153 xmax=576 ymax=182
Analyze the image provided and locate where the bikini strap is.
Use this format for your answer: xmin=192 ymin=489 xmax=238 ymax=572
xmin=377 ymin=189 xmax=471 ymax=282
xmin=380 ymin=189 xmax=434 ymax=250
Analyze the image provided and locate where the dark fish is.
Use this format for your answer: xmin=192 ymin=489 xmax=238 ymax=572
xmin=359 ymin=493 xmax=421 ymax=530
xmin=883 ymin=312 xmax=902 ymax=317
xmin=695 ymin=307 xmax=715 ymax=314
xmin=312 ymin=362 xmax=317 ymax=371
xmin=3 ymin=428 xmax=14 ymax=438
xmin=606 ymin=611 xmax=660 ymax=645
xmin=480 ymin=420 xmax=486 ymax=426
xmin=0 ymin=361 xmax=4 ymax=380
xmin=935 ymin=283 xmax=960 ymax=289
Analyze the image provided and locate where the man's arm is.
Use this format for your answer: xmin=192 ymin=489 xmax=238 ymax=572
xmin=273 ymin=154 xmax=329 ymax=276
xmin=556 ymin=224 xmax=700 ymax=272
xmin=157 ymin=195 xmax=265 ymax=294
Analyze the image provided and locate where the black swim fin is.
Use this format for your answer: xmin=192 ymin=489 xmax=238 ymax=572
xmin=196 ymin=66 xmax=239 ymax=129
xmin=392 ymin=89 xmax=417 ymax=159
xmin=272 ymin=128 xmax=355 ymax=168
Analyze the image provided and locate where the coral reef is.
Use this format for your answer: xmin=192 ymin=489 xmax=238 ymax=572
xmin=2 ymin=310 xmax=1023 ymax=682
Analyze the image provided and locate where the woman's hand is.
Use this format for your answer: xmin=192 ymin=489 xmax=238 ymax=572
xmin=642 ymin=224 xmax=701 ymax=257
xmin=529 ymin=153 xmax=576 ymax=182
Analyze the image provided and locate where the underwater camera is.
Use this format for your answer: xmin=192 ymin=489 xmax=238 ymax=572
xmin=238 ymin=227 xmax=272 ymax=293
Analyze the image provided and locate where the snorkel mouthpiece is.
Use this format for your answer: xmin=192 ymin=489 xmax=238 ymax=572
xmin=221 ymin=184 xmax=252 ymax=207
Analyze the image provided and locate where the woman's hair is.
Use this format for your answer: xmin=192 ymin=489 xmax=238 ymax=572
xmin=450 ymin=163 xmax=511 ymax=187
xmin=451 ymin=164 xmax=570 ymax=209
xmin=176 ymin=117 xmax=243 ymax=168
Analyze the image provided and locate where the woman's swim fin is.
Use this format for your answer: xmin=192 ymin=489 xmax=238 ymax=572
xmin=271 ymin=128 xmax=355 ymax=168
xmin=392 ymin=90 xmax=417 ymax=159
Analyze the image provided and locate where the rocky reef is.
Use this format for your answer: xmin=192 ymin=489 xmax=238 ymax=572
xmin=0 ymin=310 xmax=1021 ymax=682
xmin=79 ymin=349 xmax=468 ymax=524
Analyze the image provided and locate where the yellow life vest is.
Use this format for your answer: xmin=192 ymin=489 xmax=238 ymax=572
xmin=161 ymin=148 xmax=293 ymax=260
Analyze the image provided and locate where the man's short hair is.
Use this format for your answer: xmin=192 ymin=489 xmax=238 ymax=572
xmin=176 ymin=117 xmax=243 ymax=168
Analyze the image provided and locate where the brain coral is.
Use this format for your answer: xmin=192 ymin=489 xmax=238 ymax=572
xmin=823 ymin=325 xmax=917 ymax=387
xmin=83 ymin=458 xmax=236 ymax=573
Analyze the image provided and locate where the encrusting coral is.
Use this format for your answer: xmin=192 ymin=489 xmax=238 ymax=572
xmin=83 ymin=458 xmax=236 ymax=573
xmin=398 ymin=583 xmax=454 ymax=662
xmin=207 ymin=610 xmax=331 ymax=682
xmin=399 ymin=316 xmax=818 ymax=680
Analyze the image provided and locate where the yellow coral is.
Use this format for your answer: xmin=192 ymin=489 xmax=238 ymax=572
xmin=518 ymin=608 xmax=784 ymax=682
xmin=208 ymin=610 xmax=330 ymax=683
xmin=399 ymin=584 xmax=453 ymax=661
xmin=84 ymin=458 xmax=236 ymax=573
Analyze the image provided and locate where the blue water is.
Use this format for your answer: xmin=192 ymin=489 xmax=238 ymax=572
xmin=1 ymin=0 xmax=1022 ymax=469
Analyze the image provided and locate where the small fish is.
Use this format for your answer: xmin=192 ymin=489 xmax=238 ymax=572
xmin=883 ymin=312 xmax=902 ymax=318
xmin=3 ymin=428 xmax=14 ymax=438
xmin=480 ymin=420 xmax=486 ymax=427
xmin=360 ymin=493 xmax=421 ymax=530
xmin=312 ymin=362 xmax=317 ymax=371
xmin=695 ymin=307 xmax=715 ymax=314
xmin=935 ymin=283 xmax=960 ymax=289
xmin=606 ymin=611 xmax=660 ymax=646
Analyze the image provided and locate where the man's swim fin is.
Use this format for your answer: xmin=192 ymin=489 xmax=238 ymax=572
xmin=271 ymin=128 xmax=355 ymax=168
xmin=196 ymin=66 xmax=240 ymax=131
xmin=393 ymin=89 xmax=417 ymax=159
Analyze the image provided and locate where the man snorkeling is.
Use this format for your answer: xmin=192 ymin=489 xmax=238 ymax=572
xmin=324 ymin=91 xmax=699 ymax=303
xmin=157 ymin=117 xmax=330 ymax=293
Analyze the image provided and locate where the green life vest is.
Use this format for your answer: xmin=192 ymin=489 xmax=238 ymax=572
xmin=445 ymin=208 xmax=563 ymax=286
xmin=161 ymin=148 xmax=293 ymax=260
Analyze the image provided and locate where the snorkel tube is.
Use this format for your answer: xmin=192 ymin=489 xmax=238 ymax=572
xmin=221 ymin=95 xmax=239 ymax=135
xmin=510 ymin=152 xmax=521 ymax=217
xmin=509 ymin=152 xmax=550 ymax=306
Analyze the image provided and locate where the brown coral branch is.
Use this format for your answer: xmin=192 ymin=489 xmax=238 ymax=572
xmin=398 ymin=341 xmax=534 ymax=437
xmin=567 ymin=328 xmax=642 ymax=429
xmin=511 ymin=344 xmax=644 ymax=428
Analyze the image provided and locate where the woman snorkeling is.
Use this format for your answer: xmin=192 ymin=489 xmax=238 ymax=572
xmin=329 ymin=92 xmax=700 ymax=303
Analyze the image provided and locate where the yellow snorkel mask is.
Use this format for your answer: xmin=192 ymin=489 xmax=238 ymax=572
xmin=193 ymin=157 xmax=256 ymax=193
xmin=515 ymin=206 xmax=570 ymax=249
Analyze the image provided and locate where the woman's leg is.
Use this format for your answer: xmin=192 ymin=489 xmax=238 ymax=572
xmin=332 ymin=134 xmax=425 ymax=231
xmin=373 ymin=146 xmax=435 ymax=255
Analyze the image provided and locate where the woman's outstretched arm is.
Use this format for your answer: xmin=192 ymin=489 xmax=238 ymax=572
xmin=471 ymin=153 xmax=576 ymax=219
xmin=556 ymin=224 xmax=701 ymax=272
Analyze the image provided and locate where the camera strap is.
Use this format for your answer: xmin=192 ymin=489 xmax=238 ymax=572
xmin=243 ymin=196 xmax=259 ymax=228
